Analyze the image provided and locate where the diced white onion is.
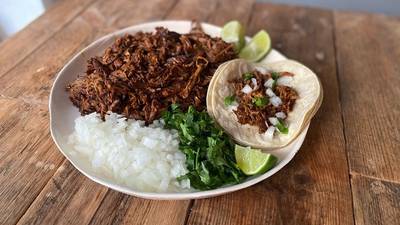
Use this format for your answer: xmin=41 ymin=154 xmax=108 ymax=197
xmin=264 ymin=126 xmax=275 ymax=140
xmin=251 ymin=78 xmax=258 ymax=89
xmin=227 ymin=101 xmax=239 ymax=112
xmin=265 ymin=88 xmax=275 ymax=97
xmin=277 ymin=76 xmax=293 ymax=86
xmin=241 ymin=84 xmax=253 ymax=94
xmin=264 ymin=78 xmax=274 ymax=88
xmin=255 ymin=66 xmax=269 ymax=74
xmin=270 ymin=96 xmax=282 ymax=107
xmin=268 ymin=117 xmax=279 ymax=126
xmin=275 ymin=112 xmax=286 ymax=119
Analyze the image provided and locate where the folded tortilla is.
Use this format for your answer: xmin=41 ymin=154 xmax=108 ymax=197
xmin=207 ymin=59 xmax=323 ymax=149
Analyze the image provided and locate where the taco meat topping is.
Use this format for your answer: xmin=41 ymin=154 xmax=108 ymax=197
xmin=67 ymin=24 xmax=236 ymax=123
xmin=226 ymin=70 xmax=298 ymax=134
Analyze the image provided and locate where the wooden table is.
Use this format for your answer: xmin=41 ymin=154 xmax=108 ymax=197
xmin=0 ymin=0 xmax=399 ymax=224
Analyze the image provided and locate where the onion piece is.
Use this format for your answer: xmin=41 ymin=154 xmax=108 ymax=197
xmin=277 ymin=76 xmax=293 ymax=86
xmin=264 ymin=78 xmax=274 ymax=88
xmin=241 ymin=84 xmax=253 ymax=94
xmin=275 ymin=112 xmax=286 ymax=119
xmin=251 ymin=78 xmax=258 ymax=90
xmin=265 ymin=88 xmax=275 ymax=97
xmin=268 ymin=117 xmax=279 ymax=126
xmin=270 ymin=96 xmax=282 ymax=107
xmin=227 ymin=101 xmax=239 ymax=112
xmin=264 ymin=126 xmax=275 ymax=140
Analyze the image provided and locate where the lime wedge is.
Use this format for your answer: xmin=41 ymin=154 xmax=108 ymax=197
xmin=235 ymin=144 xmax=277 ymax=175
xmin=221 ymin=20 xmax=245 ymax=52
xmin=239 ymin=30 xmax=271 ymax=62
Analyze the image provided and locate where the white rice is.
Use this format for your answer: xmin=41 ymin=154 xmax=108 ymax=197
xmin=68 ymin=112 xmax=190 ymax=192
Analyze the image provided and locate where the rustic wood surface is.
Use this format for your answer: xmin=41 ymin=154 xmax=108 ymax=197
xmin=0 ymin=0 xmax=399 ymax=224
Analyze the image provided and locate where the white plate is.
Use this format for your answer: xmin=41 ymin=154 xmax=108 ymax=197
xmin=49 ymin=20 xmax=309 ymax=200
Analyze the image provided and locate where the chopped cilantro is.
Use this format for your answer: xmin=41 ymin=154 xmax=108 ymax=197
xmin=224 ymin=95 xmax=236 ymax=106
xmin=252 ymin=96 xmax=268 ymax=107
xmin=243 ymin=72 xmax=253 ymax=81
xmin=276 ymin=118 xmax=289 ymax=134
xmin=271 ymin=71 xmax=280 ymax=80
xmin=162 ymin=105 xmax=246 ymax=190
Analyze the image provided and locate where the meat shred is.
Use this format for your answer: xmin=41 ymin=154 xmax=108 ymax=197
xmin=67 ymin=24 xmax=236 ymax=123
xmin=231 ymin=70 xmax=298 ymax=133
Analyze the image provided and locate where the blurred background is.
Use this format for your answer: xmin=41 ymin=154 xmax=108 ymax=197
xmin=0 ymin=0 xmax=399 ymax=42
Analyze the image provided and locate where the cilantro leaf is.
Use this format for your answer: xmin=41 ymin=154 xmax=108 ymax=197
xmin=271 ymin=71 xmax=280 ymax=80
xmin=243 ymin=72 xmax=253 ymax=81
xmin=224 ymin=95 xmax=236 ymax=106
xmin=276 ymin=118 xmax=289 ymax=134
xmin=252 ymin=96 xmax=268 ymax=107
xmin=162 ymin=105 xmax=246 ymax=190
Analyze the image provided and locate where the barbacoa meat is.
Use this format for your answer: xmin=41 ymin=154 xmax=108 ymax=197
xmin=67 ymin=24 xmax=236 ymax=123
xmin=231 ymin=70 xmax=298 ymax=133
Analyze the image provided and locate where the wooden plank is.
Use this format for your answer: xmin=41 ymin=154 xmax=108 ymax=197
xmin=89 ymin=190 xmax=191 ymax=225
xmin=0 ymin=98 xmax=65 ymax=225
xmin=351 ymin=175 xmax=400 ymax=225
xmin=17 ymin=162 xmax=108 ymax=225
xmin=0 ymin=0 xmax=177 ymax=102
xmin=187 ymin=3 xmax=354 ymax=225
xmin=334 ymin=11 xmax=400 ymax=182
xmin=89 ymin=0 xmax=255 ymax=224
xmin=0 ymin=0 xmax=179 ymax=224
xmin=0 ymin=0 xmax=96 ymax=78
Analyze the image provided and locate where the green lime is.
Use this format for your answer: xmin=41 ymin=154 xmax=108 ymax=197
xmin=221 ymin=20 xmax=245 ymax=53
xmin=235 ymin=144 xmax=278 ymax=175
xmin=239 ymin=30 xmax=271 ymax=62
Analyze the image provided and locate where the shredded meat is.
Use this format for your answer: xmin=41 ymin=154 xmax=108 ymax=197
xmin=231 ymin=70 xmax=298 ymax=133
xmin=67 ymin=23 xmax=236 ymax=123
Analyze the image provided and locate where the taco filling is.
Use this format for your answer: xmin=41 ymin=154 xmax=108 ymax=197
xmin=224 ymin=70 xmax=298 ymax=137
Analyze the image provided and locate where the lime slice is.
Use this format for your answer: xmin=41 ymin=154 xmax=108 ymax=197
xmin=221 ymin=20 xmax=245 ymax=52
xmin=239 ymin=30 xmax=271 ymax=62
xmin=235 ymin=144 xmax=277 ymax=175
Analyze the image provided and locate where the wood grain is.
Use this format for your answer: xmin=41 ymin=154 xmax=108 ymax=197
xmin=351 ymin=175 xmax=400 ymax=225
xmin=17 ymin=162 xmax=108 ymax=225
xmin=187 ymin=3 xmax=354 ymax=225
xmin=0 ymin=0 xmax=96 ymax=78
xmin=89 ymin=0 xmax=255 ymax=224
xmin=0 ymin=98 xmax=65 ymax=224
xmin=334 ymin=11 xmax=400 ymax=182
xmin=0 ymin=0 xmax=180 ymax=224
xmin=89 ymin=190 xmax=191 ymax=225
xmin=1 ymin=0 xmax=399 ymax=224
xmin=0 ymin=0 xmax=177 ymax=102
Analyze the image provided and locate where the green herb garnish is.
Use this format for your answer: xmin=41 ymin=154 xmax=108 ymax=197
xmin=224 ymin=95 xmax=236 ymax=106
xmin=243 ymin=72 xmax=253 ymax=81
xmin=162 ymin=105 xmax=246 ymax=190
xmin=252 ymin=96 xmax=268 ymax=107
xmin=271 ymin=71 xmax=280 ymax=80
xmin=276 ymin=118 xmax=289 ymax=134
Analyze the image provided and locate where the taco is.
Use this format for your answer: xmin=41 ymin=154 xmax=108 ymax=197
xmin=207 ymin=59 xmax=322 ymax=149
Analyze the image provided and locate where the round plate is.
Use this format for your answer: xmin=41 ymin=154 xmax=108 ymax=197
xmin=49 ymin=20 xmax=309 ymax=200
